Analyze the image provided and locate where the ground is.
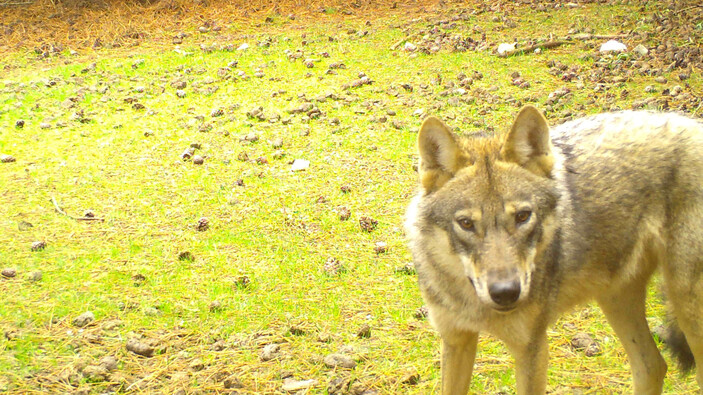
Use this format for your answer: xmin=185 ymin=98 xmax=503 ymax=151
xmin=1 ymin=0 xmax=702 ymax=393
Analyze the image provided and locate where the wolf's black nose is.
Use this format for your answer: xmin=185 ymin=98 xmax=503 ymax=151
xmin=488 ymin=280 xmax=521 ymax=306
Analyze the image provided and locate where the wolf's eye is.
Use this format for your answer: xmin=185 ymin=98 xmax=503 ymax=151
xmin=457 ymin=217 xmax=474 ymax=231
xmin=515 ymin=210 xmax=532 ymax=224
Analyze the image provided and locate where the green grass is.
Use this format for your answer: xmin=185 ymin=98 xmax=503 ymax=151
xmin=1 ymin=2 xmax=701 ymax=393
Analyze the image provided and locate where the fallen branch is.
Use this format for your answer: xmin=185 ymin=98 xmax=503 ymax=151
xmin=499 ymin=31 xmax=632 ymax=57
xmin=51 ymin=196 xmax=105 ymax=222
xmin=571 ymin=33 xmax=630 ymax=41
xmin=499 ymin=40 xmax=567 ymax=57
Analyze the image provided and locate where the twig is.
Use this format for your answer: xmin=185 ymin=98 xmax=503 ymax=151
xmin=571 ymin=33 xmax=630 ymax=41
xmin=500 ymin=40 xmax=567 ymax=57
xmin=673 ymin=4 xmax=703 ymax=15
xmin=50 ymin=196 xmax=105 ymax=221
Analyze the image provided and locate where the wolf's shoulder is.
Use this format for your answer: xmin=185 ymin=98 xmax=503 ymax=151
xmin=551 ymin=110 xmax=702 ymax=144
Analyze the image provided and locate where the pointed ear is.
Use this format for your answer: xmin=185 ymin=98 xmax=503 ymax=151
xmin=417 ymin=117 xmax=464 ymax=192
xmin=501 ymin=106 xmax=554 ymax=177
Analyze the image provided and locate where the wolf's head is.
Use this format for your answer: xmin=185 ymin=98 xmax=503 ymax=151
xmin=415 ymin=106 xmax=560 ymax=312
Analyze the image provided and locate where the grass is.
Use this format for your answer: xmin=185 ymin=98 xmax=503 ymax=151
xmin=1 ymin=1 xmax=701 ymax=393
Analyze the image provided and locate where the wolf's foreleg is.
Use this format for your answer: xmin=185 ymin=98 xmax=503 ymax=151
xmin=597 ymin=281 xmax=666 ymax=395
xmin=506 ymin=330 xmax=548 ymax=395
xmin=440 ymin=329 xmax=478 ymax=395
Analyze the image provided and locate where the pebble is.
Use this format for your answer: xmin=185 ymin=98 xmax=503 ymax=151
xmin=323 ymin=353 xmax=356 ymax=369
xmin=125 ymin=338 xmax=154 ymax=357
xmin=73 ymin=311 xmax=95 ymax=327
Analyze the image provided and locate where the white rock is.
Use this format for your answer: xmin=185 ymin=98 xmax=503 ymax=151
xmin=497 ymin=42 xmax=516 ymax=55
xmin=237 ymin=43 xmax=250 ymax=51
xmin=599 ymin=40 xmax=627 ymax=53
xmin=404 ymin=42 xmax=417 ymax=52
xmin=633 ymin=44 xmax=648 ymax=56
xmin=291 ymin=159 xmax=310 ymax=172
xmin=282 ymin=378 xmax=317 ymax=391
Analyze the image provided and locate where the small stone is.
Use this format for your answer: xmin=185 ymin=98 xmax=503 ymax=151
xmin=359 ymin=216 xmax=378 ymax=232
xmin=357 ymin=324 xmax=371 ymax=338
xmin=176 ymin=89 xmax=186 ymax=98
xmin=1 ymin=155 xmax=16 ymax=163
xmin=323 ymin=353 xmax=356 ymax=369
xmin=40 ymin=122 xmax=51 ymax=129
xmin=73 ymin=311 xmax=95 ymax=328
xmin=196 ymin=217 xmax=209 ymax=231
xmin=373 ymin=242 xmax=388 ymax=254
xmin=189 ymin=358 xmax=205 ymax=371
xmin=211 ymin=339 xmax=226 ymax=351
xmin=83 ymin=210 xmax=95 ymax=218
xmin=181 ymin=147 xmax=195 ymax=160
xmin=242 ymin=132 xmax=259 ymax=142
xmin=403 ymin=42 xmax=417 ymax=52
xmin=82 ymin=365 xmax=109 ymax=381
xmin=328 ymin=376 xmax=349 ymax=394
xmin=323 ymin=257 xmax=345 ymax=276
xmin=209 ymin=300 xmax=222 ymax=312
xmin=571 ymin=332 xmax=597 ymax=352
xmin=497 ymin=42 xmax=515 ymax=55
xmin=291 ymin=159 xmax=310 ymax=171
xmin=1 ymin=268 xmax=17 ymax=278
xmin=223 ymin=376 xmax=244 ymax=389
xmin=288 ymin=324 xmax=306 ymax=336
xmin=234 ymin=275 xmax=251 ymax=289
xmin=256 ymin=156 xmax=269 ymax=165
xmin=655 ymin=76 xmax=667 ymax=84
xmin=4 ymin=329 xmax=19 ymax=340
xmin=192 ymin=155 xmax=204 ymax=165
xmin=633 ymin=44 xmax=648 ymax=56
xmin=282 ymin=378 xmax=317 ymax=392
xmin=272 ymin=138 xmax=284 ymax=148
xmin=599 ymin=40 xmax=627 ymax=53
xmin=125 ymin=338 xmax=154 ymax=357
xmin=27 ymin=271 xmax=42 ymax=281
xmin=99 ymin=355 xmax=118 ymax=372
xmin=337 ymin=206 xmax=351 ymax=221
xmin=395 ymin=262 xmax=416 ymax=275
xmin=31 ymin=241 xmax=46 ymax=251
xmin=400 ymin=368 xmax=420 ymax=385
xmin=414 ymin=306 xmax=428 ymax=319
xmin=15 ymin=119 xmax=25 ymax=128
xmin=260 ymin=343 xmax=281 ymax=361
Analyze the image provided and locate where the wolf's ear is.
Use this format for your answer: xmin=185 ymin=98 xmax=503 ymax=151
xmin=417 ymin=117 xmax=464 ymax=192
xmin=501 ymin=106 xmax=554 ymax=177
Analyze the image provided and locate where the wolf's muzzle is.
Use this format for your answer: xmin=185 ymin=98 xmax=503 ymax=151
xmin=488 ymin=280 xmax=521 ymax=307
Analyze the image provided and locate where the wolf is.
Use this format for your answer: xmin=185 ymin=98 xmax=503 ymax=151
xmin=405 ymin=105 xmax=703 ymax=394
